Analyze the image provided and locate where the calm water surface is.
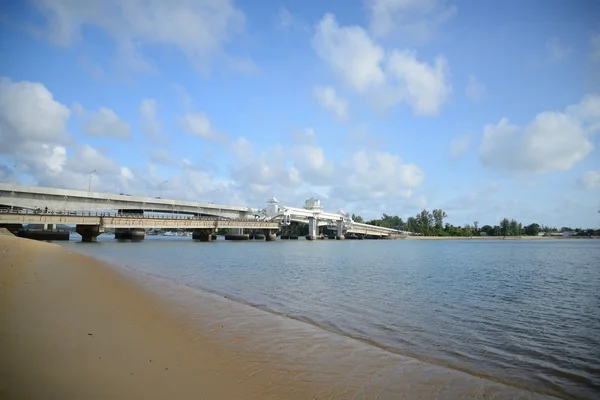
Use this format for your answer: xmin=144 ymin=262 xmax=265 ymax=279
xmin=61 ymin=236 xmax=600 ymax=400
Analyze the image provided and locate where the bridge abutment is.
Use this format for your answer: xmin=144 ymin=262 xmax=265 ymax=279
xmin=76 ymin=225 xmax=103 ymax=242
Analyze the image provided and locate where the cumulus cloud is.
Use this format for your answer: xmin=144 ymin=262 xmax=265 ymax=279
xmin=0 ymin=77 xmax=71 ymax=148
xmin=478 ymin=94 xmax=599 ymax=173
xmin=337 ymin=150 xmax=425 ymax=201
xmin=30 ymin=0 xmax=249 ymax=74
xmin=0 ymin=77 xmax=71 ymax=177
xmin=580 ymin=170 xmax=600 ymax=189
xmin=313 ymin=86 xmax=348 ymax=121
xmin=227 ymin=130 xmax=425 ymax=210
xmin=465 ymin=75 xmax=486 ymax=101
xmin=366 ymin=0 xmax=456 ymax=41
xmin=313 ymin=13 xmax=451 ymax=115
xmin=180 ymin=112 xmax=226 ymax=141
xmin=81 ymin=107 xmax=131 ymax=139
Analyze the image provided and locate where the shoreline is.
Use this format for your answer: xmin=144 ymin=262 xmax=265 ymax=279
xmin=403 ymin=235 xmax=599 ymax=240
xmin=1 ymin=235 xmax=560 ymax=399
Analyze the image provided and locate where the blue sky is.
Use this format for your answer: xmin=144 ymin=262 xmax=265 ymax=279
xmin=0 ymin=0 xmax=599 ymax=228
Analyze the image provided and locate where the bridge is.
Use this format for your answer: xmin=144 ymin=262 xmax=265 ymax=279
xmin=0 ymin=183 xmax=258 ymax=219
xmin=259 ymin=198 xmax=404 ymax=239
xmin=0 ymin=184 xmax=406 ymax=241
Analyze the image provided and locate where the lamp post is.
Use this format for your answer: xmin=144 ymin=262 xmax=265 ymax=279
xmin=159 ymin=180 xmax=168 ymax=198
xmin=88 ymin=170 xmax=96 ymax=192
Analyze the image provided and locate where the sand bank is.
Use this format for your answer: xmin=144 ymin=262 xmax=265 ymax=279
xmin=0 ymin=235 xmax=559 ymax=399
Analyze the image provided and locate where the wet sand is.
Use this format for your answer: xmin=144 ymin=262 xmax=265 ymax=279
xmin=0 ymin=235 xmax=560 ymax=399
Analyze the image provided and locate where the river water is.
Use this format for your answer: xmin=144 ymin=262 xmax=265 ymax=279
xmin=60 ymin=236 xmax=600 ymax=400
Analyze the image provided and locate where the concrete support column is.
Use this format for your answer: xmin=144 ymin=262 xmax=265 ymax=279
xmin=130 ymin=228 xmax=145 ymax=241
xmin=192 ymin=228 xmax=214 ymax=242
xmin=114 ymin=228 xmax=145 ymax=240
xmin=264 ymin=229 xmax=276 ymax=241
xmin=76 ymin=225 xmax=103 ymax=242
xmin=115 ymin=228 xmax=129 ymax=240
xmin=336 ymin=220 xmax=345 ymax=240
xmin=307 ymin=217 xmax=318 ymax=241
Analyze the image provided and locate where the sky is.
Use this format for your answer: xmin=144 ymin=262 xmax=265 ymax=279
xmin=0 ymin=0 xmax=599 ymax=228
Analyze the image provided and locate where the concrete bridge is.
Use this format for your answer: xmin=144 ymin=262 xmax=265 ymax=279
xmin=259 ymin=198 xmax=404 ymax=240
xmin=0 ymin=183 xmax=257 ymax=219
xmin=0 ymin=184 xmax=406 ymax=240
xmin=0 ymin=210 xmax=280 ymax=242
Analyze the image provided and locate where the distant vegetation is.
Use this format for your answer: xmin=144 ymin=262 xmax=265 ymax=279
xmin=355 ymin=210 xmax=600 ymax=237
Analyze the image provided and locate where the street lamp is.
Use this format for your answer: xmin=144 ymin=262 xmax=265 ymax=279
xmin=88 ymin=170 xmax=96 ymax=192
xmin=159 ymin=180 xmax=168 ymax=198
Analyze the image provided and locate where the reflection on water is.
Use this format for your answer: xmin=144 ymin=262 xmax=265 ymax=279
xmin=61 ymin=236 xmax=600 ymax=400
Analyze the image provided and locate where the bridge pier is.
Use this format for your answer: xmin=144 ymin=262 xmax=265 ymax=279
xmin=192 ymin=228 xmax=214 ymax=242
xmin=225 ymin=228 xmax=249 ymax=240
xmin=336 ymin=220 xmax=345 ymax=240
xmin=264 ymin=229 xmax=277 ymax=241
xmin=76 ymin=225 xmax=103 ymax=242
xmin=115 ymin=228 xmax=145 ymax=241
xmin=306 ymin=217 xmax=319 ymax=241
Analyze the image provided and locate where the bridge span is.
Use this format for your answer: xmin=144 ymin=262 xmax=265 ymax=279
xmin=0 ymin=183 xmax=257 ymax=219
xmin=0 ymin=210 xmax=279 ymax=242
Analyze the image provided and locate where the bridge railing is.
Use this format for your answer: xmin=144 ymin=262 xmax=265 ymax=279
xmin=0 ymin=208 xmax=261 ymax=222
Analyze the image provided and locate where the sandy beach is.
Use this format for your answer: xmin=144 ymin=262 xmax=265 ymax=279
xmin=0 ymin=234 xmax=560 ymax=399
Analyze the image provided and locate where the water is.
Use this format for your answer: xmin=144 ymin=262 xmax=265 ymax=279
xmin=61 ymin=236 xmax=600 ymax=400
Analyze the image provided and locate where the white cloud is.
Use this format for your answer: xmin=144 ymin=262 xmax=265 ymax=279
xmin=31 ymin=0 xmax=249 ymax=74
xmin=336 ymin=150 xmax=425 ymax=201
xmin=450 ymin=134 xmax=471 ymax=159
xmin=545 ymin=37 xmax=571 ymax=63
xmin=366 ymin=0 xmax=456 ymax=41
xmin=479 ymin=94 xmax=599 ymax=173
xmin=466 ymin=75 xmax=486 ymax=101
xmin=313 ymin=86 xmax=348 ymax=120
xmin=180 ymin=112 xmax=226 ymax=141
xmin=313 ymin=13 xmax=451 ymax=115
xmin=139 ymin=99 xmax=161 ymax=139
xmin=591 ymin=34 xmax=600 ymax=63
xmin=0 ymin=77 xmax=71 ymax=148
xmin=82 ymin=107 xmax=131 ymax=139
xmin=581 ymin=171 xmax=600 ymax=190
xmin=0 ymin=78 xmax=72 ymax=177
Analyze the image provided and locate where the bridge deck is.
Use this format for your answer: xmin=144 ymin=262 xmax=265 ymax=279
xmin=0 ymin=211 xmax=279 ymax=230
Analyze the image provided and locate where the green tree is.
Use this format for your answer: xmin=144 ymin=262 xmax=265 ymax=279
xmin=352 ymin=214 xmax=364 ymax=223
xmin=524 ymin=223 xmax=540 ymax=236
xmin=432 ymin=209 xmax=447 ymax=230
xmin=500 ymin=218 xmax=510 ymax=236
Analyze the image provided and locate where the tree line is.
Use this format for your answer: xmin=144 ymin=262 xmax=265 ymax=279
xmin=351 ymin=210 xmax=600 ymax=237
